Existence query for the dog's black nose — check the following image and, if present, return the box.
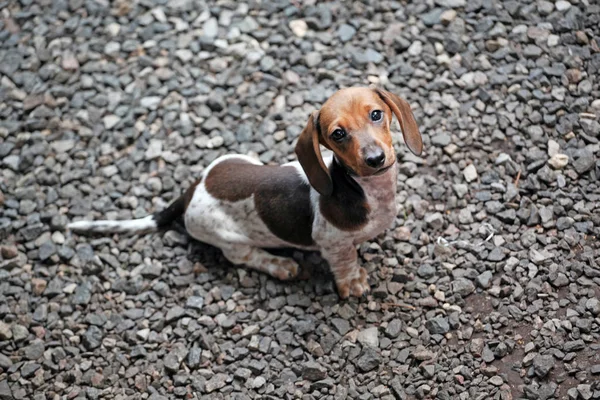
[365,150,385,168]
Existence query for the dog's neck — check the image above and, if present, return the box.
[317,156,397,232]
[331,156,398,198]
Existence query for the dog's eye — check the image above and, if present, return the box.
[370,110,383,122]
[331,128,347,141]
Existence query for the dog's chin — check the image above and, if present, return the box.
[375,162,396,175]
[359,161,396,177]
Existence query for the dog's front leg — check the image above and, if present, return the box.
[321,244,369,299]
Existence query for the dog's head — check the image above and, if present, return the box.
[295,87,423,196]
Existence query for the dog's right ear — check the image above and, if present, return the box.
[295,111,333,196]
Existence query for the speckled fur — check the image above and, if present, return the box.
[183,154,398,294]
[68,154,400,295]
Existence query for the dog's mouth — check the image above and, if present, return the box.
[336,157,396,178]
[373,161,396,175]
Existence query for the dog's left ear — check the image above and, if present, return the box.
[295,111,333,196]
[374,88,423,156]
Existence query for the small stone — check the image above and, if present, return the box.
[164,351,182,373]
[303,361,327,381]
[175,49,193,62]
[235,367,252,380]
[573,151,594,174]
[187,348,201,368]
[555,0,571,11]
[103,115,120,129]
[425,317,450,334]
[533,354,555,378]
[0,380,11,400]
[51,140,75,154]
[21,363,40,378]
[564,340,585,352]
[452,278,475,297]
[463,164,478,182]
[440,9,457,25]
[482,346,495,363]
[0,353,13,369]
[337,24,356,42]
[577,384,592,400]
[547,139,560,157]
[548,154,568,169]
[145,139,163,160]
[305,52,322,68]
[356,347,381,372]
[476,271,493,288]
[1,245,18,259]
[140,96,162,110]
[425,213,444,230]
[186,296,204,310]
[422,8,443,26]
[385,319,402,338]
[289,20,308,37]
[31,278,47,295]
[39,240,56,260]
[0,322,12,340]
[431,132,451,147]
[487,248,505,262]
[408,41,422,56]
[73,283,92,305]
[61,53,79,70]
[252,376,266,388]
[568,388,579,400]
[203,17,218,38]
[3,155,20,171]
[489,376,503,386]
[586,298,600,315]
[552,273,570,287]
[471,338,485,356]
[83,326,103,350]
[331,318,350,335]
[106,23,120,36]
[357,327,379,348]
[137,329,150,341]
[205,374,228,393]
[547,34,560,46]
[104,42,120,56]
[414,346,435,360]
[165,306,185,323]
[23,341,44,360]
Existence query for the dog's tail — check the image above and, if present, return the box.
[67,195,186,236]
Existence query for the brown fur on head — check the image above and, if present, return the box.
[295,87,423,196]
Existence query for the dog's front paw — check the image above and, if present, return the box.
[269,258,300,281]
[336,267,370,299]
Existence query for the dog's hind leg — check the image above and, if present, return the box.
[221,245,299,281]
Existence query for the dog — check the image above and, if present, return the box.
[68,87,423,298]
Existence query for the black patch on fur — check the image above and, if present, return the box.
[204,159,315,247]
[319,158,369,231]
[153,195,186,229]
[254,169,314,247]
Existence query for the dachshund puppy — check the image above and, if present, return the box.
[68,87,423,298]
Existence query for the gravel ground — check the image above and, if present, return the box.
[1,0,600,399]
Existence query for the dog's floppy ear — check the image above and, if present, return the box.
[374,88,423,156]
[295,111,333,196]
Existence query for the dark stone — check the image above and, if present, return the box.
[83,326,103,350]
[355,347,380,372]
[302,361,327,381]
[425,317,450,334]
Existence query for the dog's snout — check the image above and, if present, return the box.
[365,148,385,168]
